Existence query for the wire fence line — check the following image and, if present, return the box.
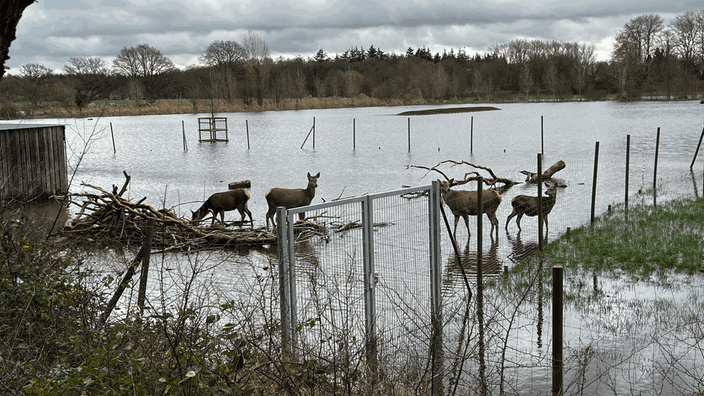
[271,134,704,395]
[70,127,704,394]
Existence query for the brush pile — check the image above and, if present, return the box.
[62,172,277,251]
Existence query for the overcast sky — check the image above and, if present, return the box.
[7,0,703,74]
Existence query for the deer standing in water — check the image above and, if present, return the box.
[439,179,502,239]
[191,189,253,227]
[265,172,320,231]
[505,183,558,234]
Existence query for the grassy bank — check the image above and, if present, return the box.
[540,197,704,276]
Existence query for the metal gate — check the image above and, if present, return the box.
[276,181,443,393]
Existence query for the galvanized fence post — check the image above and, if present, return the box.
[276,207,292,353]
[429,181,444,396]
[362,195,378,372]
[286,211,298,350]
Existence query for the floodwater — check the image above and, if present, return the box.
[10,99,704,394]
[28,99,703,261]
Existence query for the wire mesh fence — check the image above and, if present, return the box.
[272,128,704,395]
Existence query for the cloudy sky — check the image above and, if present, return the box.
[7,0,703,74]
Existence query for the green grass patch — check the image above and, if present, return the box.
[542,198,704,276]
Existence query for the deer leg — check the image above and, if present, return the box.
[488,211,499,237]
[452,215,460,238]
[218,210,226,227]
[461,214,470,238]
[265,206,276,231]
[515,213,524,231]
[244,206,253,228]
[544,217,549,236]
[505,210,517,230]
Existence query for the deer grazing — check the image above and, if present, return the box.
[191,189,253,227]
[439,179,502,239]
[265,172,320,231]
[505,183,558,234]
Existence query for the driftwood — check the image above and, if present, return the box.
[228,180,251,189]
[519,160,566,183]
[63,173,277,250]
[407,159,518,193]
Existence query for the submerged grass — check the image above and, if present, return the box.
[543,197,704,276]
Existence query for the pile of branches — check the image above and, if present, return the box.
[62,172,276,250]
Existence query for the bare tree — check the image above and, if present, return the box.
[18,63,52,107]
[430,63,449,99]
[519,63,534,100]
[112,44,175,101]
[200,40,246,101]
[612,14,665,99]
[243,32,271,106]
[544,61,558,99]
[670,11,699,64]
[63,57,112,108]
[0,0,36,80]
[200,40,247,69]
[571,43,596,96]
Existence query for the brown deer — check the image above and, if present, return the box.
[505,183,558,233]
[439,179,502,239]
[191,189,253,227]
[265,172,320,231]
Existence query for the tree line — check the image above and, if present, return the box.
[2,11,704,113]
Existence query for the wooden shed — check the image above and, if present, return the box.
[0,123,68,202]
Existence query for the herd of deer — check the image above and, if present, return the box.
[191,172,558,238]
[191,172,320,231]
[439,179,559,240]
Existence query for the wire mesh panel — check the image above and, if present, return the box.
[279,185,442,392]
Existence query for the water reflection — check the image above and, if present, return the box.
[506,231,541,264]
[443,238,502,288]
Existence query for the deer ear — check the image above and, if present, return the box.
[315,172,320,178]
[307,172,311,178]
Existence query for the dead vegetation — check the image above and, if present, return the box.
[62,171,276,250]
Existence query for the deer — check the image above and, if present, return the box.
[439,179,502,239]
[191,189,253,228]
[265,172,320,231]
[505,183,558,234]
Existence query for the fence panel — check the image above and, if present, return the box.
[278,184,443,393]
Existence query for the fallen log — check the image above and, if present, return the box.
[519,160,566,183]
[228,180,251,190]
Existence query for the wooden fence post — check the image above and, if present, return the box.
[625,135,630,221]
[591,142,599,224]
[110,122,116,154]
[653,127,660,206]
[137,218,155,314]
[246,120,250,150]
[552,266,564,396]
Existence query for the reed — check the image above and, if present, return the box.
[7,95,431,120]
